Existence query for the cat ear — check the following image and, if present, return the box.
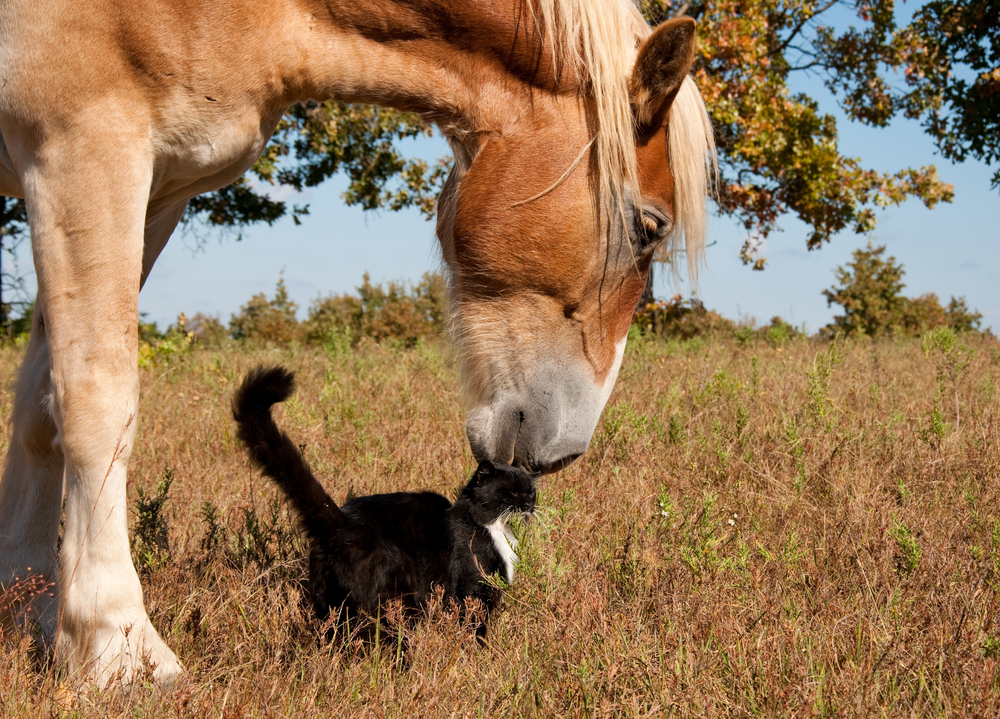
[472,460,495,486]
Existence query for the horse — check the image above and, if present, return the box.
[0,0,714,685]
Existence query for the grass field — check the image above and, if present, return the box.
[2,330,999,717]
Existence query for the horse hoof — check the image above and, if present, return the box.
[63,618,184,689]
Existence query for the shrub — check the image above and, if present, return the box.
[763,316,804,346]
[633,294,736,339]
[898,292,948,334]
[302,293,360,345]
[943,296,983,333]
[303,271,446,347]
[132,470,174,574]
[740,316,804,347]
[137,314,194,367]
[185,312,230,347]
[138,313,165,343]
[229,274,302,344]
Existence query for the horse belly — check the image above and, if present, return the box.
[148,104,284,209]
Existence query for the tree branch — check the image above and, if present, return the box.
[767,0,840,59]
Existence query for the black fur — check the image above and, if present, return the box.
[233,365,537,636]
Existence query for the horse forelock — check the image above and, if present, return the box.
[529,0,645,234]
[664,76,717,288]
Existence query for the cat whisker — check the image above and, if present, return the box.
[523,507,554,531]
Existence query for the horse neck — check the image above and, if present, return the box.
[283,0,575,132]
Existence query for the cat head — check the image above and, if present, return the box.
[459,460,538,527]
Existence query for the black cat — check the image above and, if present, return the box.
[232,365,537,638]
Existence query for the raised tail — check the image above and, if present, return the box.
[233,365,343,543]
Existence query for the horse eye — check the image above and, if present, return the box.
[636,212,666,248]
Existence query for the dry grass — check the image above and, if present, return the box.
[2,331,1000,717]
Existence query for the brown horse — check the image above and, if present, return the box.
[0,0,714,685]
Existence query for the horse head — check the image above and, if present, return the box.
[438,18,713,473]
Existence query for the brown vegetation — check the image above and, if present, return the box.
[2,329,1000,716]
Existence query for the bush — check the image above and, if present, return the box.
[303,271,446,347]
[220,271,448,347]
[898,292,948,334]
[138,313,165,343]
[185,312,230,347]
[137,314,194,367]
[760,316,803,346]
[633,294,736,340]
[229,274,302,344]
[943,296,983,333]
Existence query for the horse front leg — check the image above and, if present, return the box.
[6,131,182,686]
[0,307,64,654]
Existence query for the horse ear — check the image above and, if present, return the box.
[629,17,697,130]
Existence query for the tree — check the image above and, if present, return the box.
[645,0,962,270]
[185,102,448,235]
[822,242,908,336]
[188,0,973,273]
[188,0,984,281]
[822,241,983,337]
[827,1,999,186]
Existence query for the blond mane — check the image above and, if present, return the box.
[532,0,717,284]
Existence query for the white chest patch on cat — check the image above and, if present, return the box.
[485,518,519,583]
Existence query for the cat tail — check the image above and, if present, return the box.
[233,365,344,542]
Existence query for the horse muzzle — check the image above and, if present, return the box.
[465,368,605,474]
